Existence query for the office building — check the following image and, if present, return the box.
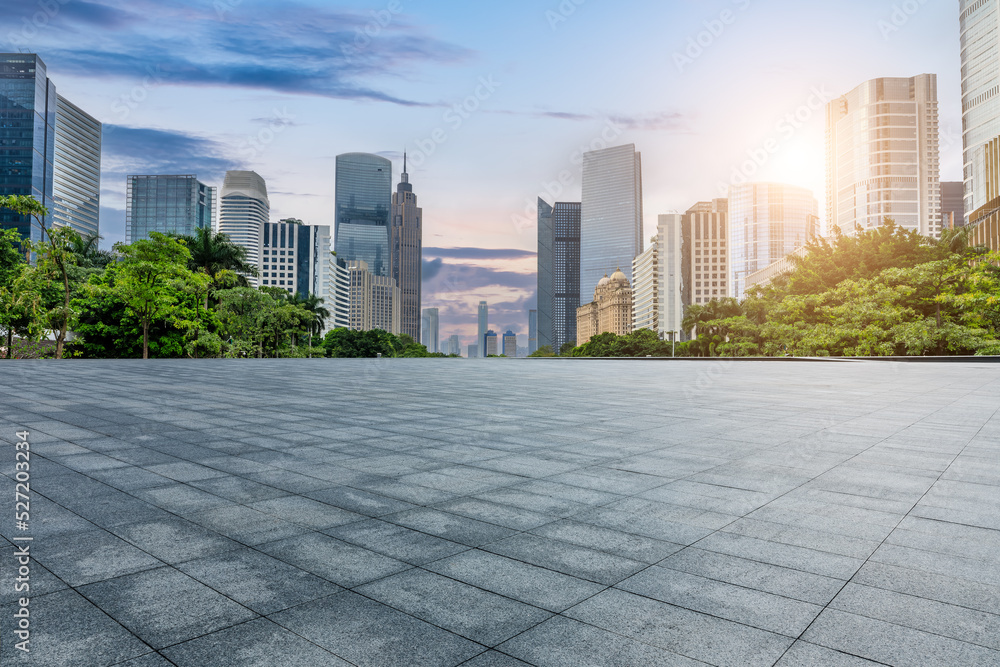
[745,247,809,293]
[391,154,422,341]
[315,226,349,331]
[502,330,517,357]
[53,95,101,238]
[371,273,401,334]
[483,330,498,356]
[728,184,818,300]
[537,199,581,353]
[528,310,538,355]
[826,74,941,237]
[1,54,56,241]
[421,308,439,353]
[347,260,373,332]
[336,153,392,277]
[941,182,966,229]
[580,144,643,295]
[632,239,659,334]
[684,200,730,306]
[447,335,461,356]
[219,170,269,281]
[468,344,478,359]
[126,175,215,243]
[258,220,317,295]
[477,301,489,357]
[576,269,633,345]
[659,213,686,341]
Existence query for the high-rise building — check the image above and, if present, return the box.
[684,200,730,307]
[537,199,581,353]
[477,301,488,357]
[421,307,439,353]
[826,74,941,237]
[53,95,101,238]
[483,330,498,356]
[961,1,1000,229]
[659,213,686,341]
[502,330,517,357]
[941,182,966,229]
[580,144,643,295]
[447,335,461,356]
[632,238,659,334]
[468,344,478,359]
[219,170,269,281]
[336,153,392,277]
[528,310,538,355]
[315,226,349,331]
[728,184,818,300]
[347,260,373,332]
[576,269,633,345]
[391,154,422,341]
[1,54,56,241]
[126,175,215,243]
[258,220,318,296]
[371,273,401,334]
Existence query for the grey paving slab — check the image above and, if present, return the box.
[257,531,411,587]
[110,517,242,564]
[36,528,163,586]
[482,533,647,584]
[186,504,310,546]
[384,507,519,546]
[774,641,891,666]
[529,519,684,563]
[324,518,468,565]
[247,495,365,529]
[163,617,351,666]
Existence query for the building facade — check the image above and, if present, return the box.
[941,181,966,229]
[391,155,422,341]
[961,0,1000,225]
[684,200,730,306]
[447,335,461,356]
[728,184,818,300]
[502,330,517,357]
[335,153,392,277]
[477,301,488,357]
[744,246,809,293]
[576,269,633,345]
[528,309,538,355]
[483,330,498,356]
[537,199,581,353]
[347,260,373,332]
[826,74,941,237]
[1,53,56,241]
[371,273,401,334]
[315,226,349,331]
[580,144,643,294]
[126,175,215,243]
[219,170,269,281]
[53,95,101,238]
[258,220,317,296]
[631,240,659,334]
[658,213,686,341]
[421,307,439,353]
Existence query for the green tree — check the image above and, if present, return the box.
[171,227,259,305]
[558,341,576,356]
[322,328,399,358]
[528,345,555,358]
[0,228,28,358]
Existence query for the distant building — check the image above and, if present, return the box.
[581,145,643,292]
[684,199,730,307]
[483,330,498,356]
[372,274,401,334]
[468,344,478,359]
[315,226,349,331]
[729,184,818,300]
[336,153,392,277]
[577,269,633,345]
[219,170,269,283]
[827,74,940,238]
[528,310,538,355]
[447,335,461,356]
[53,95,101,238]
[941,182,966,229]
[659,213,685,341]
[477,301,489,357]
[258,220,319,296]
[632,239,659,334]
[421,308,439,353]
[744,246,809,293]
[127,175,215,243]
[347,260,373,332]
[502,330,517,357]
[537,199,581,353]
[391,154,422,341]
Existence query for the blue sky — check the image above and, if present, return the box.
[5,0,961,344]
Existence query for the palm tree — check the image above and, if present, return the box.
[69,233,115,270]
[290,292,330,354]
[170,227,258,307]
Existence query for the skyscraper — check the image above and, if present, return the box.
[1,54,56,241]
[219,170,269,281]
[392,154,422,341]
[659,213,685,341]
[468,344,479,359]
[477,301,488,357]
[484,330,498,356]
[335,153,392,277]
[447,335,461,356]
[528,309,538,355]
[961,0,1000,222]
[632,238,659,334]
[422,307,439,353]
[728,184,818,300]
[258,219,323,296]
[684,200,730,307]
[53,95,101,238]
[826,74,941,237]
[941,182,966,229]
[537,199,581,353]
[580,144,643,296]
[126,175,215,243]
[371,274,401,334]
[502,330,517,358]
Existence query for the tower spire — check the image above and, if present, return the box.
[401,150,409,184]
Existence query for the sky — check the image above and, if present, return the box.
[4,0,963,348]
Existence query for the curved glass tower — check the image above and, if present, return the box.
[219,170,269,282]
[335,153,392,277]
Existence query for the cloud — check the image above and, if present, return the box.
[609,112,687,132]
[425,247,535,261]
[101,125,237,185]
[422,258,444,281]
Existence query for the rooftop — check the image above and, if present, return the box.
[2,359,998,666]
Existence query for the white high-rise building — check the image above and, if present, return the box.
[826,74,940,237]
[219,171,269,284]
[631,239,659,334]
[729,184,818,301]
[580,144,643,298]
[658,213,685,341]
[421,308,439,353]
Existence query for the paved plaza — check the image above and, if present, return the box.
[1,359,999,666]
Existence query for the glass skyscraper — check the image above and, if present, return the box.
[826,74,940,237]
[53,95,101,238]
[219,170,269,282]
[580,144,643,298]
[961,0,1000,219]
[1,53,56,242]
[126,175,215,243]
[728,184,818,300]
[477,301,488,357]
[391,155,423,341]
[537,199,581,353]
[335,153,392,278]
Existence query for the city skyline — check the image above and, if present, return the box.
[2,0,964,344]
